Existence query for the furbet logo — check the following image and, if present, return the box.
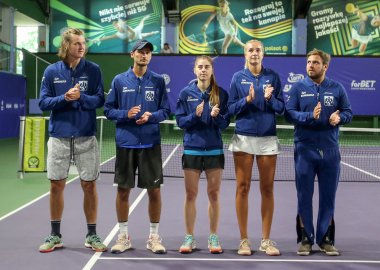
[287,72,304,83]
[351,80,376,91]
[283,72,304,93]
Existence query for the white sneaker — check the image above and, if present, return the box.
[111,233,132,254]
[259,239,281,256]
[238,238,252,256]
[146,234,166,254]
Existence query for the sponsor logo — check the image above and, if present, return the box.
[351,80,376,90]
[287,72,304,83]
[162,74,170,85]
[187,96,198,102]
[324,96,334,106]
[122,87,135,92]
[300,91,315,97]
[145,90,155,101]
[53,77,66,84]
[283,84,292,93]
[241,80,252,85]
[28,156,40,168]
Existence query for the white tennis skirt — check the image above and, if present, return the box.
[228,134,281,155]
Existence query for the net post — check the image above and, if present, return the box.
[17,116,26,179]
[99,116,104,163]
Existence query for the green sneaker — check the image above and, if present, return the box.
[39,234,63,253]
[208,234,223,254]
[179,234,196,253]
[85,234,108,252]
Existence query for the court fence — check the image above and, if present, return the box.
[18,116,380,182]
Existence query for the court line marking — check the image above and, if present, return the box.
[97,257,380,264]
[0,175,79,222]
[83,144,181,270]
[341,161,380,181]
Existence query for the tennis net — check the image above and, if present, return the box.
[98,117,380,182]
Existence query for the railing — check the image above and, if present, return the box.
[0,41,23,75]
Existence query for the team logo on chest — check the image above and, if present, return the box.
[145,90,155,101]
[78,80,88,92]
[324,96,334,106]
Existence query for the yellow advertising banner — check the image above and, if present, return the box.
[23,117,46,172]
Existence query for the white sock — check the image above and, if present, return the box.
[119,221,128,236]
[150,222,159,236]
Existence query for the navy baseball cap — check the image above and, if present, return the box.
[131,39,154,52]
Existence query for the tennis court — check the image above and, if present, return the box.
[1,118,380,270]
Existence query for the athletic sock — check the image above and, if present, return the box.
[119,221,129,236]
[87,224,97,236]
[149,222,159,236]
[51,220,61,237]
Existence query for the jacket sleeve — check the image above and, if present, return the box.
[285,83,315,125]
[148,78,170,123]
[78,68,105,110]
[211,90,230,130]
[38,69,68,111]
[266,73,285,115]
[103,79,130,123]
[228,74,250,116]
[175,93,200,129]
[338,86,353,125]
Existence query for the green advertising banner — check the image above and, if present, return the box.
[307,0,380,55]
[23,117,46,172]
[179,0,293,54]
[49,0,162,53]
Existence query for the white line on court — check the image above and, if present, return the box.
[0,175,80,222]
[341,161,380,181]
[97,257,380,264]
[83,144,181,270]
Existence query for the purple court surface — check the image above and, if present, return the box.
[1,171,380,270]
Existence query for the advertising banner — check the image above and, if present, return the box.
[0,72,26,138]
[49,0,162,53]
[307,0,380,55]
[179,0,293,54]
[23,117,46,172]
[149,56,379,115]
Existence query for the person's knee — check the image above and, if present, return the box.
[117,187,130,201]
[236,181,250,196]
[50,180,65,195]
[81,180,96,194]
[260,182,274,197]
[207,189,219,203]
[148,188,161,201]
[185,190,198,202]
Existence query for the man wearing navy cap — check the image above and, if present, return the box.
[104,39,170,254]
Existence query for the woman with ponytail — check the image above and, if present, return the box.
[175,56,230,254]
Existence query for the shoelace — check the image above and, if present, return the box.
[148,234,162,244]
[262,239,277,248]
[182,235,194,246]
[116,235,129,244]
[240,239,250,248]
[45,235,59,243]
[88,235,102,243]
[209,234,220,247]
